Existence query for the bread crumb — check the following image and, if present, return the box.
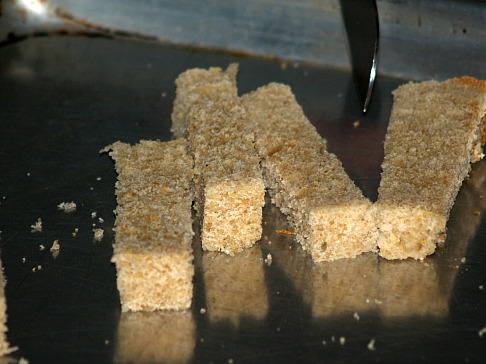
[91,212,97,219]
[72,228,79,237]
[339,336,346,345]
[93,228,104,242]
[200,308,206,315]
[331,336,335,342]
[479,285,484,290]
[367,338,376,351]
[18,357,29,364]
[98,217,104,224]
[322,340,327,346]
[50,239,60,258]
[478,326,486,337]
[353,312,360,321]
[353,120,360,128]
[96,177,102,181]
[39,244,45,251]
[30,218,42,233]
[275,228,295,236]
[26,172,31,177]
[161,91,167,98]
[374,299,383,305]
[460,257,466,264]
[57,201,77,213]
[264,253,273,266]
[90,187,94,191]
[37,265,42,271]
[104,339,110,345]
[22,257,26,264]
[31,267,36,273]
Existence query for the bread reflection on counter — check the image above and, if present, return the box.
[202,245,268,326]
[115,310,195,364]
[266,160,486,319]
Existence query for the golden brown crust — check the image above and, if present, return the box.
[242,83,378,261]
[172,65,265,255]
[104,139,194,311]
[377,76,486,260]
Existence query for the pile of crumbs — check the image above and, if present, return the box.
[57,201,77,213]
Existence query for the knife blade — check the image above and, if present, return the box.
[340,0,379,113]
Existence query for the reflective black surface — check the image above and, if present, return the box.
[0,37,485,363]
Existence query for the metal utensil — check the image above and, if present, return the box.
[340,0,379,113]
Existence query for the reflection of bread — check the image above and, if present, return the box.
[377,77,486,260]
[0,265,12,356]
[306,254,379,317]
[173,65,265,255]
[104,140,194,311]
[115,311,195,364]
[242,83,377,261]
[203,245,268,326]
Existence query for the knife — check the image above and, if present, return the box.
[340,0,380,113]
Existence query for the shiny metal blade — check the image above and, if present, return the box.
[340,0,379,113]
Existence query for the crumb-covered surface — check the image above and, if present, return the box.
[1,36,485,364]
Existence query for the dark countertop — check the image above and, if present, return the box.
[0,36,485,363]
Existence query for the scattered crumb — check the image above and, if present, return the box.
[37,265,42,271]
[161,91,167,98]
[93,228,104,242]
[200,337,205,343]
[39,244,45,251]
[30,218,42,233]
[57,201,77,213]
[367,338,376,351]
[322,340,327,346]
[276,327,281,332]
[22,257,26,264]
[91,212,97,219]
[50,239,60,258]
[331,336,335,342]
[2,196,5,200]
[275,228,295,236]
[32,267,37,273]
[353,312,360,321]
[90,187,94,191]
[104,339,110,346]
[339,336,346,345]
[72,227,79,237]
[374,299,383,305]
[92,223,96,227]
[276,290,280,295]
[479,326,486,337]
[479,285,484,291]
[98,217,104,224]
[353,120,360,128]
[96,177,102,181]
[264,253,273,266]
[228,359,234,364]
[26,172,31,177]
[366,298,371,304]
[200,308,206,315]
[18,357,29,364]
[460,257,466,264]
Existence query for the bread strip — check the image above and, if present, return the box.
[242,83,378,262]
[0,263,13,356]
[377,76,486,260]
[172,65,265,255]
[104,139,194,311]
